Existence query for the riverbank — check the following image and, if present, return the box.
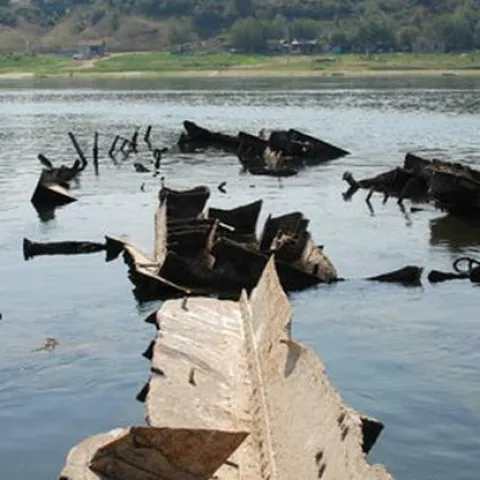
[2,52,480,79]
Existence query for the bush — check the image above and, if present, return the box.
[167,17,195,46]
[0,6,17,27]
[290,18,320,40]
[230,17,267,53]
[89,7,106,26]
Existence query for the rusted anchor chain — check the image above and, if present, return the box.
[428,256,480,283]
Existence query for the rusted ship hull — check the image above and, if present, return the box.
[343,152,480,214]
[31,170,77,209]
[60,259,392,480]
[178,121,350,174]
[209,199,262,235]
[212,237,335,293]
[270,128,350,165]
[429,169,480,214]
[159,185,210,219]
[111,196,337,301]
[178,120,241,153]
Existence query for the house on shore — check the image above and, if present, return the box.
[75,39,106,60]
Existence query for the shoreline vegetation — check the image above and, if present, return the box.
[2,52,480,79]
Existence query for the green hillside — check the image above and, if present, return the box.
[1,0,479,53]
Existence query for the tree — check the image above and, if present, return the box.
[0,6,16,26]
[474,20,480,48]
[192,1,228,39]
[432,12,473,51]
[232,0,253,18]
[357,7,396,51]
[290,19,320,40]
[230,17,267,53]
[167,17,195,46]
[397,26,420,51]
[329,30,350,49]
[265,14,287,39]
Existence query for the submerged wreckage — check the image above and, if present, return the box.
[178,120,350,176]
[31,153,85,218]
[109,185,338,301]
[59,259,393,480]
[343,152,480,216]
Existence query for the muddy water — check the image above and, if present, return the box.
[0,76,480,480]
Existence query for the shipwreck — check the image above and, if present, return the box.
[59,258,392,480]
[342,152,480,216]
[177,120,350,177]
[108,185,338,301]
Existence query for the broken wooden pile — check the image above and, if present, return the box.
[343,152,480,216]
[31,127,171,221]
[108,125,169,174]
[177,120,350,177]
[108,184,338,301]
[59,259,393,480]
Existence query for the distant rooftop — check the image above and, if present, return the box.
[76,39,106,47]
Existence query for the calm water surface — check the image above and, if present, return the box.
[1,76,479,480]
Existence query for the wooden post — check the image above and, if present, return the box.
[68,132,88,171]
[144,125,152,150]
[93,132,99,175]
[120,138,131,160]
[108,136,119,165]
[130,128,139,154]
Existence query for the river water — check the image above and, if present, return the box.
[0,76,479,480]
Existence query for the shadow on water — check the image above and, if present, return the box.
[33,205,56,222]
[430,214,480,251]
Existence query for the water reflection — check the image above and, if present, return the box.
[33,205,56,222]
[430,214,480,251]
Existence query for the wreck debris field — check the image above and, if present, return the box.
[1,77,480,480]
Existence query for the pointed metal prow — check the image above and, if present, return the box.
[367,265,423,286]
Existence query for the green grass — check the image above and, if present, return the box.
[92,52,268,72]
[3,52,480,77]
[336,52,480,71]
[0,53,73,73]
[91,52,480,73]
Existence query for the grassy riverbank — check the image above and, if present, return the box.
[2,52,480,78]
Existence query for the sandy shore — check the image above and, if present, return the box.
[1,68,480,80]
